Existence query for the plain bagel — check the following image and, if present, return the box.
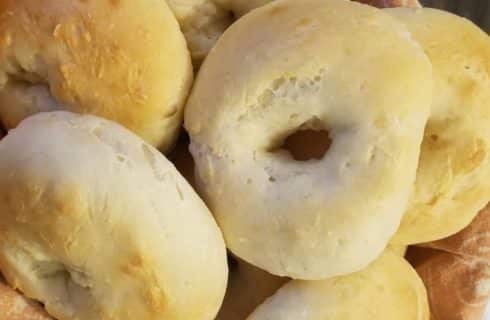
[185,0,432,279]
[166,0,422,67]
[0,0,193,152]
[246,250,429,320]
[0,112,228,320]
[166,0,275,66]
[388,8,490,245]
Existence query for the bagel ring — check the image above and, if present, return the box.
[0,0,193,152]
[166,0,275,66]
[246,250,429,320]
[387,8,490,245]
[0,112,228,320]
[166,0,421,67]
[185,0,432,279]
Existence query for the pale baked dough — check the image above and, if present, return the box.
[0,112,227,320]
[166,0,274,66]
[387,8,490,245]
[185,0,432,279]
[167,0,422,67]
[0,0,193,152]
[247,251,429,320]
[216,256,287,320]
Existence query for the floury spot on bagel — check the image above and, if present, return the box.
[185,0,432,279]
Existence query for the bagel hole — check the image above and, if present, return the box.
[274,128,332,161]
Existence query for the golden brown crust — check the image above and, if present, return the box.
[247,251,429,320]
[388,8,490,245]
[0,0,193,152]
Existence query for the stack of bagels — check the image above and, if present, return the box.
[0,0,488,319]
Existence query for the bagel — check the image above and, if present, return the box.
[166,0,274,66]
[185,0,432,279]
[167,0,421,67]
[165,0,231,66]
[387,8,490,245]
[0,0,193,152]
[0,112,227,320]
[246,250,429,320]
[216,256,287,320]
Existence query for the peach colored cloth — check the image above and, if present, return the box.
[408,204,490,320]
